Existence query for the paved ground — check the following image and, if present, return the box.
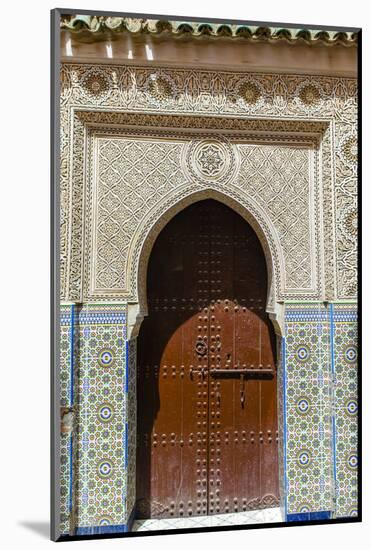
[132,507,283,531]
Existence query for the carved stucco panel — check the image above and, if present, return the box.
[237,143,315,291]
[92,136,186,291]
[81,124,322,304]
[334,123,358,297]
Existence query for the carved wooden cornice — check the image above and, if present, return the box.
[60,15,358,46]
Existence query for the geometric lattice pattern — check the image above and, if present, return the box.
[284,302,358,519]
[284,304,334,516]
[238,145,311,289]
[94,138,184,290]
[126,338,137,522]
[331,303,358,518]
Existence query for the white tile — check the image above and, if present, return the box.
[132,508,284,532]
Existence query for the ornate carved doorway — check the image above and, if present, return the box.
[136,199,279,519]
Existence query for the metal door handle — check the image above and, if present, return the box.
[210,368,274,378]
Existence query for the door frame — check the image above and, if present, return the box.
[127,190,286,530]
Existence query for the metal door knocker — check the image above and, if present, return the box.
[195,340,208,356]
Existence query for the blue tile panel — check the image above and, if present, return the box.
[75,524,128,535]
[284,302,358,519]
[286,511,331,522]
[60,303,129,533]
[284,303,333,515]
[74,505,137,535]
[332,308,357,323]
[329,304,337,517]
[60,304,74,535]
[77,310,127,326]
[277,337,287,520]
[285,309,329,322]
[125,338,137,523]
[332,303,358,518]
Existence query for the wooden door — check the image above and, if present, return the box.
[136,200,278,519]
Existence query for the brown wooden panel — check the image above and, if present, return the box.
[136,200,278,519]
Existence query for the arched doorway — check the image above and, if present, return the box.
[136,199,279,520]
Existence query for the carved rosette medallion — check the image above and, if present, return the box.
[183,137,239,186]
[80,67,111,103]
[196,142,224,176]
[339,132,358,171]
[146,73,175,105]
[295,80,324,112]
[236,77,265,111]
[341,206,357,244]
